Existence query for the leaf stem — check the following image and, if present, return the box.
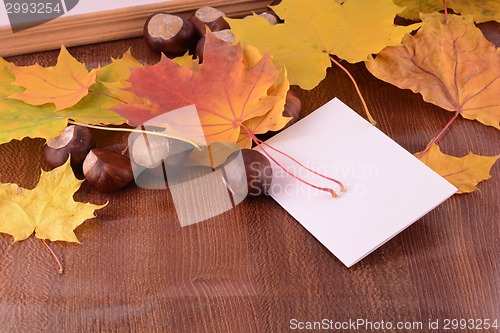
[40,239,63,274]
[329,55,376,125]
[242,126,344,198]
[252,135,345,192]
[140,125,157,165]
[443,0,449,23]
[417,110,460,158]
[67,120,202,148]
[207,144,215,170]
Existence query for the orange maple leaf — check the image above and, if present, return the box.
[9,46,97,111]
[237,77,290,148]
[113,33,288,146]
[366,13,500,129]
[417,144,499,193]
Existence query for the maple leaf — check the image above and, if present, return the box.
[366,13,500,129]
[394,0,500,23]
[97,49,142,83]
[173,52,202,70]
[58,50,141,125]
[237,44,291,148]
[96,49,146,106]
[114,33,288,146]
[56,88,127,126]
[417,144,499,193]
[238,76,291,148]
[0,51,141,144]
[227,0,420,89]
[0,57,67,144]
[0,158,107,242]
[9,46,97,111]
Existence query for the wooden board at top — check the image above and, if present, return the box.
[0,0,272,57]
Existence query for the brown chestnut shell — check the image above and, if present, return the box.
[83,148,134,193]
[283,90,302,129]
[143,13,198,57]
[43,125,95,170]
[189,7,230,36]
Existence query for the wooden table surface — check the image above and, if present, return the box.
[0,23,499,333]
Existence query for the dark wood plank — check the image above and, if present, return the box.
[0,23,499,333]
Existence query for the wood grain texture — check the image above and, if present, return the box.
[0,23,499,333]
[0,0,272,57]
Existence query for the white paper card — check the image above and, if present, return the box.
[257,98,457,267]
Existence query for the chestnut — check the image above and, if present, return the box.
[43,125,95,170]
[195,29,235,62]
[143,12,197,57]
[83,148,134,192]
[189,6,230,36]
[221,149,273,197]
[283,90,302,128]
[129,134,194,178]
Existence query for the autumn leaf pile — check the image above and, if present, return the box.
[0,32,290,258]
[0,0,498,269]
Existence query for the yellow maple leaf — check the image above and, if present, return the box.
[394,0,500,23]
[0,159,107,242]
[238,75,291,149]
[417,144,499,194]
[9,46,97,111]
[228,0,420,89]
[97,49,142,84]
[56,51,144,126]
[93,49,151,111]
[238,44,291,148]
[0,57,68,144]
[0,51,138,144]
[366,13,500,129]
[173,52,202,70]
[97,49,144,103]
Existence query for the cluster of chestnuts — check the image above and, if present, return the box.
[42,126,285,197]
[143,6,279,61]
[43,125,134,192]
[42,126,201,193]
